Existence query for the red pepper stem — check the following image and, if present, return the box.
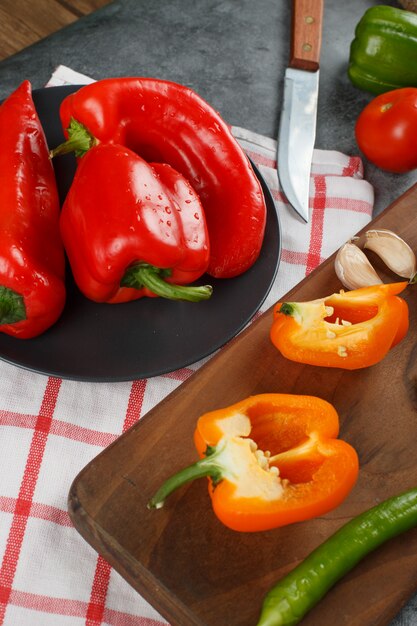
[0,286,26,325]
[121,263,213,302]
[49,118,97,159]
[148,445,225,510]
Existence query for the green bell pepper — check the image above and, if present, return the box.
[348,5,417,94]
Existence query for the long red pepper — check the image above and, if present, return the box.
[0,81,66,339]
[57,77,267,278]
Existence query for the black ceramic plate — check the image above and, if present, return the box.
[0,85,281,382]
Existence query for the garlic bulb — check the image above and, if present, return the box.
[335,242,383,290]
[364,229,417,281]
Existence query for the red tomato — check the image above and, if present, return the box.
[355,87,417,173]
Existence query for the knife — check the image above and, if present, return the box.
[278,0,324,223]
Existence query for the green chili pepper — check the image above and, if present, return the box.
[256,486,417,626]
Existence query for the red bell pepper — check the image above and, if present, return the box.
[0,81,66,339]
[148,394,359,532]
[57,77,267,278]
[59,141,212,303]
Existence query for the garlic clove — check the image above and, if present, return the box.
[335,242,383,290]
[364,229,417,281]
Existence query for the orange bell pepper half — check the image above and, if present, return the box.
[148,394,359,532]
[270,282,409,370]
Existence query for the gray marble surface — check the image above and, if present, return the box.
[0,0,416,624]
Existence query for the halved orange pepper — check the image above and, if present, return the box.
[270,282,409,370]
[148,394,359,532]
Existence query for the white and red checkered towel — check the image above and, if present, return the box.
[0,66,374,626]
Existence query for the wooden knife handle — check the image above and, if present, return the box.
[289,0,324,72]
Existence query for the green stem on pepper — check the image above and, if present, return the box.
[148,444,225,509]
[0,286,26,325]
[50,118,96,158]
[279,303,296,316]
[121,263,212,302]
[256,487,417,626]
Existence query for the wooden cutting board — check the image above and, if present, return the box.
[69,183,417,626]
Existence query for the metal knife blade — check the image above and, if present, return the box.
[278,0,324,223]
